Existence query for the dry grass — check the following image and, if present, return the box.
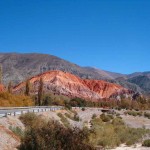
[0,92,34,107]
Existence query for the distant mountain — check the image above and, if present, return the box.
[0,53,114,85]
[0,53,149,94]
[115,77,143,93]
[127,72,150,79]
[128,75,150,93]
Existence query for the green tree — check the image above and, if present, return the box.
[25,80,30,96]
[8,81,13,93]
[38,78,44,106]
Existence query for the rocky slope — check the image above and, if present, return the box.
[0,53,114,85]
[0,53,148,94]
[13,70,131,101]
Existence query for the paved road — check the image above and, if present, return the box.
[0,106,63,117]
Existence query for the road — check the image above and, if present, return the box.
[0,106,63,117]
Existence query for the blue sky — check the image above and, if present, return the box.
[0,0,150,74]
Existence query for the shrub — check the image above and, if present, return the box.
[92,114,97,119]
[57,113,70,128]
[144,112,150,119]
[100,114,112,122]
[125,110,143,117]
[116,113,120,117]
[142,139,150,147]
[89,117,149,148]
[65,113,80,122]
[19,116,95,150]
[9,126,24,137]
[74,114,80,121]
[82,107,85,111]
[112,118,124,126]
[19,113,38,127]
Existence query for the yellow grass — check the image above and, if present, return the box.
[0,92,34,107]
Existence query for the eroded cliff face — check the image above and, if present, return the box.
[83,80,133,98]
[13,70,132,101]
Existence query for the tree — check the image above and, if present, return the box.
[25,80,30,96]
[38,78,44,106]
[0,64,3,84]
[8,81,13,93]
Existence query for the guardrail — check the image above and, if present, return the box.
[0,106,64,118]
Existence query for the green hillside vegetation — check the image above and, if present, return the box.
[0,92,34,107]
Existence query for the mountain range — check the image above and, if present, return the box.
[0,53,149,94]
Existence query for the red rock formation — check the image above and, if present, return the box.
[13,70,131,101]
[0,84,5,92]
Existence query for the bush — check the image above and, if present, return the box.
[9,126,24,137]
[19,113,38,127]
[19,116,95,150]
[100,114,112,122]
[57,113,70,128]
[144,112,150,119]
[92,114,97,119]
[82,108,85,111]
[89,117,149,148]
[125,110,143,117]
[142,139,150,147]
[65,113,80,122]
[74,114,80,121]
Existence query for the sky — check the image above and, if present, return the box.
[0,0,150,74]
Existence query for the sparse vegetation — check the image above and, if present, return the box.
[9,126,24,137]
[144,112,150,119]
[142,139,150,147]
[65,113,80,122]
[125,110,143,117]
[92,114,97,119]
[57,113,70,128]
[89,115,150,148]
[19,112,38,127]
[0,92,34,107]
[100,113,112,122]
[19,113,95,150]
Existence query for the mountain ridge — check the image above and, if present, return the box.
[0,52,149,94]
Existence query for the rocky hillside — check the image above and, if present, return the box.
[0,53,115,85]
[0,53,149,94]
[13,70,131,101]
